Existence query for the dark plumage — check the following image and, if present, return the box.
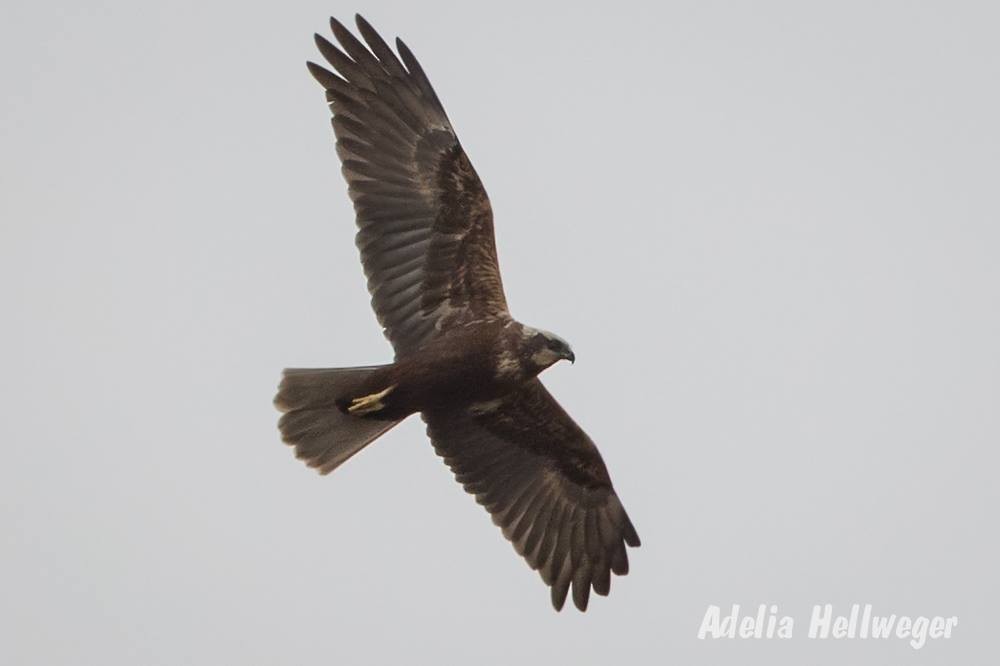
[275,14,639,611]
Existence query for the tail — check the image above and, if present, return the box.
[274,365,403,475]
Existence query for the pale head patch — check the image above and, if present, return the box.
[530,347,563,367]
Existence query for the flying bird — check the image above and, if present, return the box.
[275,14,639,612]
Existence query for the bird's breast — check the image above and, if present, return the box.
[391,323,521,412]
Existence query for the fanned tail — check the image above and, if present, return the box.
[274,366,403,474]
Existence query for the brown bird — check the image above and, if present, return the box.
[275,14,639,612]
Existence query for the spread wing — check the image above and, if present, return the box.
[423,380,640,611]
[308,16,509,357]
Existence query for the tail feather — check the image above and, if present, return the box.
[275,365,402,474]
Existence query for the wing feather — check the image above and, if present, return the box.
[424,380,640,611]
[309,16,509,357]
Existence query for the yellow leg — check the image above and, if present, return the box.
[347,385,395,415]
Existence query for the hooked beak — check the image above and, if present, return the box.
[564,349,576,365]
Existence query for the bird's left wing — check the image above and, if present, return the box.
[308,16,509,358]
[423,380,640,611]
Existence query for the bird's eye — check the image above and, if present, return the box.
[548,339,561,351]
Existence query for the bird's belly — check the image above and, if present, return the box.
[385,354,507,416]
[422,362,505,410]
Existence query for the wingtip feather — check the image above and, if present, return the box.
[550,579,569,611]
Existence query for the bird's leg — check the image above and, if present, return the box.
[346,385,395,415]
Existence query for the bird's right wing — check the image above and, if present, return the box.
[423,379,640,611]
[308,16,509,357]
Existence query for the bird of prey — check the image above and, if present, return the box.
[275,14,639,612]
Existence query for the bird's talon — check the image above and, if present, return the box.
[347,385,395,415]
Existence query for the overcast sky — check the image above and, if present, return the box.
[2,1,998,664]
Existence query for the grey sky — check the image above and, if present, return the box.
[2,1,998,664]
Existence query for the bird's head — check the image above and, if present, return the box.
[522,326,575,370]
